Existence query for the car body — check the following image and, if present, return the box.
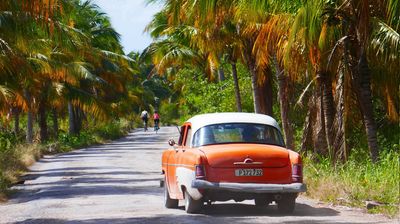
[161,112,306,213]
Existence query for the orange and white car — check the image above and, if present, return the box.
[161,113,306,214]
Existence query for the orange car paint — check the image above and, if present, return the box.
[162,122,303,201]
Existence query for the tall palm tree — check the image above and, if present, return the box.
[0,0,134,141]
[325,0,399,162]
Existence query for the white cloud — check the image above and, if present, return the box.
[92,0,162,53]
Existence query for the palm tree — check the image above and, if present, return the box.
[150,0,270,114]
[62,0,133,135]
[324,0,399,162]
[0,0,134,142]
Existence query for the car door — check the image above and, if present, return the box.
[166,125,187,199]
[174,124,192,198]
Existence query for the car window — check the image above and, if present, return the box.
[192,123,285,147]
[178,126,186,146]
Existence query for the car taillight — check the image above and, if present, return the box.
[292,164,303,183]
[195,165,206,179]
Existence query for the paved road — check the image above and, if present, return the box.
[0,127,397,224]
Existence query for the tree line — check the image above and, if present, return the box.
[0,0,148,144]
[144,0,399,162]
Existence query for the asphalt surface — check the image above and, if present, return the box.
[0,127,397,224]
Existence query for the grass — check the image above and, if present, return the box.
[304,150,400,217]
[0,144,43,201]
[0,118,132,200]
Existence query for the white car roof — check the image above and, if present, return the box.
[187,112,281,135]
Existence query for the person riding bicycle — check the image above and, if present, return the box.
[140,110,149,131]
[153,111,160,131]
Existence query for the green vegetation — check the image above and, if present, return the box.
[0,144,42,201]
[171,65,254,123]
[0,1,154,199]
[142,0,399,216]
[305,150,400,217]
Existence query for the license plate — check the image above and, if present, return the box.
[235,169,263,176]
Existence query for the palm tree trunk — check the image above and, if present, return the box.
[344,32,379,162]
[264,70,273,116]
[231,62,242,112]
[341,3,378,162]
[357,51,379,162]
[24,89,33,143]
[301,95,316,154]
[321,72,335,151]
[257,72,274,116]
[242,40,261,113]
[274,57,295,150]
[52,108,59,139]
[12,107,20,135]
[68,101,76,135]
[315,86,328,156]
[38,99,48,142]
[332,67,347,163]
[250,68,262,113]
[74,106,83,134]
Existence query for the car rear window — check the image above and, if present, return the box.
[192,123,285,147]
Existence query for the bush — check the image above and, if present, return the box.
[0,143,43,199]
[304,150,400,217]
[94,120,128,140]
[0,170,9,187]
[58,132,95,149]
[159,101,180,125]
[0,132,19,152]
[58,119,130,150]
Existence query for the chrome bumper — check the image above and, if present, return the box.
[192,180,307,193]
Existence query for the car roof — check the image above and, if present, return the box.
[187,112,281,134]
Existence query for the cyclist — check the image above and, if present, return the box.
[140,110,149,131]
[153,111,160,132]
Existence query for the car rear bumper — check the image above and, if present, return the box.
[192,180,307,193]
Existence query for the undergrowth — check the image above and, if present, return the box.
[304,150,400,217]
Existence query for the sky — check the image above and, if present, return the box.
[92,0,162,54]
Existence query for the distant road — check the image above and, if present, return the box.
[0,127,396,223]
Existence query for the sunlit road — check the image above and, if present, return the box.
[0,127,396,224]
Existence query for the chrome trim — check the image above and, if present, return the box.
[233,162,263,165]
[192,180,307,193]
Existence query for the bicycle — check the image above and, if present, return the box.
[143,119,148,132]
[154,120,160,133]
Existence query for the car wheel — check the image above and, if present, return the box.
[164,179,178,208]
[184,190,203,214]
[254,198,269,207]
[277,194,296,214]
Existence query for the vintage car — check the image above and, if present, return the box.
[161,113,306,214]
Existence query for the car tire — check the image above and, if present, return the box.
[164,179,178,208]
[277,194,296,214]
[184,190,203,214]
[254,198,269,207]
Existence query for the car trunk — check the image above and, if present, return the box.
[199,144,292,184]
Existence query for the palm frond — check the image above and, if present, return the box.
[370,18,400,68]
[99,50,135,62]
[67,62,106,83]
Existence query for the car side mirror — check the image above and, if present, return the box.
[168,139,176,146]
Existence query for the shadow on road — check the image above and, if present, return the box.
[200,202,339,217]
[14,215,386,224]
[20,169,160,181]
[11,184,162,203]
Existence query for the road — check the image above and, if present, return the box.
[0,127,396,224]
